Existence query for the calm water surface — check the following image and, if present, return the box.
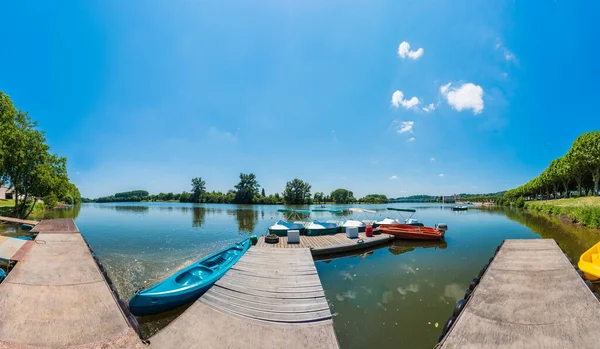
[2,202,599,348]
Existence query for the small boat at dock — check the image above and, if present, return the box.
[341,208,376,232]
[0,268,6,283]
[305,221,339,235]
[378,224,445,240]
[129,238,252,316]
[579,241,600,281]
[268,209,309,236]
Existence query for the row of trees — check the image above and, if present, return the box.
[94,190,151,203]
[86,174,393,205]
[505,131,600,202]
[0,92,81,217]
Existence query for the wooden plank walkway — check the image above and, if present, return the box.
[256,232,393,256]
[0,216,38,226]
[0,219,143,348]
[0,236,34,261]
[30,218,79,233]
[148,247,339,349]
[439,239,600,349]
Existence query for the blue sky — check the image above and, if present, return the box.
[1,1,598,198]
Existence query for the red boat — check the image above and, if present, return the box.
[378,224,445,240]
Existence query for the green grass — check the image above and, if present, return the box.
[0,199,46,219]
[0,199,15,207]
[526,197,600,229]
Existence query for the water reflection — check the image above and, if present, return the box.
[114,205,149,214]
[43,204,81,219]
[500,207,600,261]
[388,240,447,255]
[191,207,206,228]
[228,209,259,233]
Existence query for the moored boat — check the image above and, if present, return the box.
[305,221,340,236]
[372,218,400,228]
[452,206,468,211]
[341,208,376,232]
[129,238,252,316]
[378,224,445,240]
[268,220,306,236]
[0,268,6,283]
[579,241,600,281]
[268,209,310,236]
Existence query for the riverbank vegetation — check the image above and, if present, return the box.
[0,92,81,218]
[84,174,403,205]
[503,131,600,227]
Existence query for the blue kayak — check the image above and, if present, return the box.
[0,268,6,283]
[128,238,251,316]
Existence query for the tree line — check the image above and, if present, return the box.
[504,131,600,205]
[84,174,394,205]
[0,92,81,218]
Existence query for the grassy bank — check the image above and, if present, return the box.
[525,197,600,229]
[0,199,46,219]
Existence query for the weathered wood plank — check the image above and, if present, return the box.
[207,286,330,309]
[0,216,38,225]
[0,236,34,261]
[201,296,332,323]
[30,218,79,234]
[439,239,600,349]
[0,219,143,348]
[202,291,330,314]
[149,246,339,348]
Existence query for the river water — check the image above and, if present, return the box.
[1,202,599,348]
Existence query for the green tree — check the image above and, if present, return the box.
[570,131,600,195]
[261,188,266,197]
[179,191,192,202]
[330,188,355,203]
[314,192,324,204]
[0,94,72,218]
[234,173,260,204]
[283,178,312,204]
[360,194,388,203]
[191,177,206,203]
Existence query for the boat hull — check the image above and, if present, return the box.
[378,225,443,240]
[579,241,600,281]
[129,238,251,316]
[268,221,305,236]
[306,227,340,236]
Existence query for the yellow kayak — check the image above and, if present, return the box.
[578,241,600,281]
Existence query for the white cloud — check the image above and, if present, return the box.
[407,137,416,142]
[389,175,398,180]
[397,121,414,134]
[440,82,484,114]
[430,157,436,162]
[422,103,436,112]
[440,83,451,95]
[391,90,420,109]
[397,41,424,60]
[439,173,445,177]
[504,51,516,62]
[496,39,517,63]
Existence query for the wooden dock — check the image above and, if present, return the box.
[0,236,34,261]
[439,239,600,349]
[148,247,339,349]
[0,216,38,226]
[0,219,143,348]
[256,232,394,256]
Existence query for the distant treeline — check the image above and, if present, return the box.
[83,175,395,205]
[83,173,508,206]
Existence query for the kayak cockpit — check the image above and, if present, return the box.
[175,266,213,286]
